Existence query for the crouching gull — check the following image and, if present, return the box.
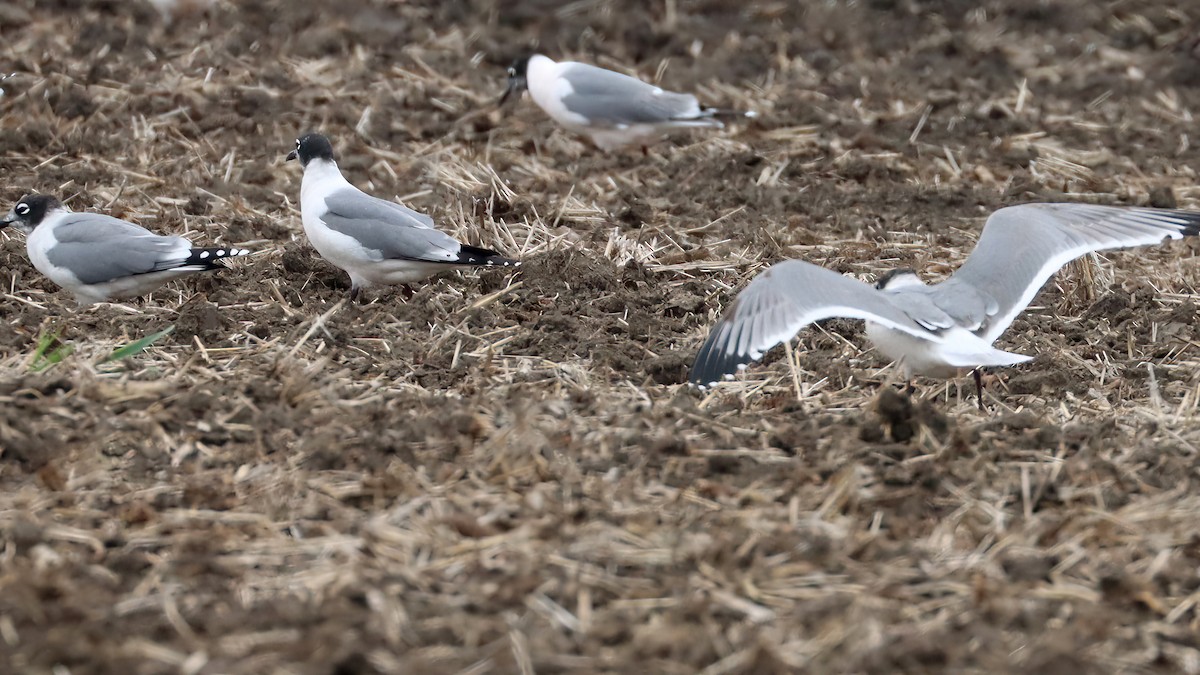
[0,194,250,305]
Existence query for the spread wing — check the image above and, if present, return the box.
[936,203,1200,342]
[691,260,942,386]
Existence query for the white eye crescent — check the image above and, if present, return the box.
[15,203,29,215]
[508,67,516,77]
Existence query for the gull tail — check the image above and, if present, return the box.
[670,107,756,129]
[934,328,1034,369]
[456,245,520,269]
[943,346,1034,369]
[178,246,253,271]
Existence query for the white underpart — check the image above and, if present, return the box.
[864,322,1032,379]
[299,159,465,288]
[584,126,679,152]
[69,270,200,305]
[526,55,592,130]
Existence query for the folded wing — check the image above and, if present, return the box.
[323,191,511,265]
[47,214,192,284]
[324,188,436,229]
[559,63,715,128]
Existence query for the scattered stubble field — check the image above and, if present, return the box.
[3,0,1200,673]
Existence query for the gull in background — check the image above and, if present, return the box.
[691,203,1200,407]
[286,133,519,302]
[0,194,249,305]
[499,54,755,152]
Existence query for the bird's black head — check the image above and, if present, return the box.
[498,55,532,107]
[1,194,61,232]
[874,268,922,291]
[286,133,336,167]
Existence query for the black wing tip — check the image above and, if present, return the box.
[1176,211,1200,237]
[457,244,520,268]
[184,246,252,270]
[689,351,750,388]
[688,359,715,388]
[1134,206,1200,238]
[690,333,754,388]
[689,297,759,387]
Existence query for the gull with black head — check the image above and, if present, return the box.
[286,133,519,302]
[499,54,755,152]
[691,203,1200,408]
[0,194,250,305]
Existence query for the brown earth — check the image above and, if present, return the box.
[2,0,1200,673]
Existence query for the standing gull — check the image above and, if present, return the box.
[286,133,519,302]
[691,203,1200,406]
[499,54,754,151]
[0,194,249,305]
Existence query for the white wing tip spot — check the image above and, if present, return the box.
[216,249,225,256]
[199,251,210,259]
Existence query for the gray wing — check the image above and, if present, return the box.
[325,188,435,229]
[47,213,190,284]
[559,63,708,127]
[934,203,1200,342]
[692,260,943,386]
[322,190,464,263]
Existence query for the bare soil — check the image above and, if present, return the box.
[3,1,1200,673]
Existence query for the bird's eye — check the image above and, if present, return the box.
[15,203,29,215]
[508,67,516,77]
[295,139,301,148]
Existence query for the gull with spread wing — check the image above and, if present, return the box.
[691,203,1200,406]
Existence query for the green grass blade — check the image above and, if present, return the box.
[101,325,176,364]
[29,330,73,373]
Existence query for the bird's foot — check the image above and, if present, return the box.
[972,368,985,411]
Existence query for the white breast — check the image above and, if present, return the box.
[300,161,391,287]
[26,214,84,292]
[525,56,592,130]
